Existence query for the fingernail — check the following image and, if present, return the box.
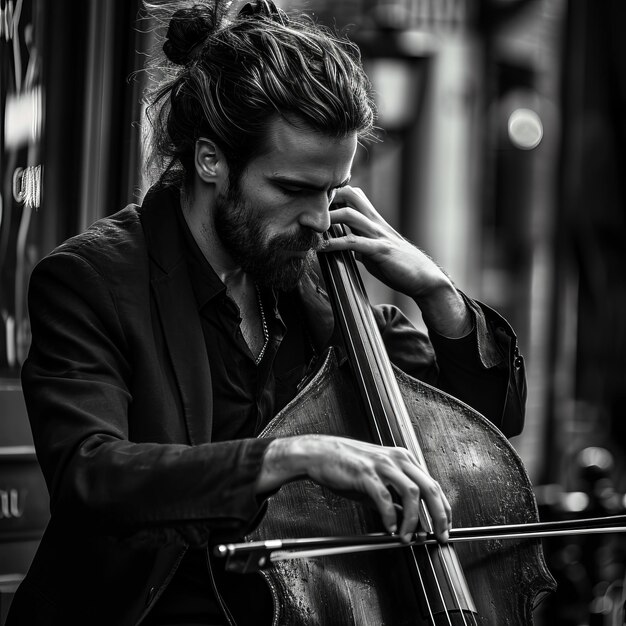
[441,529,449,543]
[389,524,397,535]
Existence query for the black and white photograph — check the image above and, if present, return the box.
[1,1,625,624]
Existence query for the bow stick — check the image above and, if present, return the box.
[215,515,626,573]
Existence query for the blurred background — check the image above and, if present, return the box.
[1,0,625,623]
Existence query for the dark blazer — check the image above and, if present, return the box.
[7,186,526,626]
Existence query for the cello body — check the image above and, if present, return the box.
[247,347,556,625]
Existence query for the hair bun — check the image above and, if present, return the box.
[238,0,289,25]
[163,5,214,65]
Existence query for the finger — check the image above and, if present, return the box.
[329,206,380,237]
[322,230,382,257]
[427,488,452,543]
[375,464,426,542]
[407,470,452,543]
[360,474,401,535]
[389,448,451,541]
[333,186,379,220]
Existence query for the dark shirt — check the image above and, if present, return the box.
[146,207,314,625]
[185,247,315,443]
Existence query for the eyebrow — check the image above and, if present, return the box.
[271,175,352,191]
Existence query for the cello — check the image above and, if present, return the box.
[218,224,557,625]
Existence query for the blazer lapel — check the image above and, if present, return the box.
[140,186,213,444]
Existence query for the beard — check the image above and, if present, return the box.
[213,178,324,291]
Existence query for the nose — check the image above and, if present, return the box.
[298,197,331,233]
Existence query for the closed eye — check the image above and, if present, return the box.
[273,176,350,200]
[278,185,337,202]
[278,184,305,195]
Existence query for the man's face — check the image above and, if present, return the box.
[213,117,358,290]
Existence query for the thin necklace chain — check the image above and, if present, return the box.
[178,190,269,366]
[255,284,270,365]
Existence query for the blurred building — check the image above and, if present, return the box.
[1,0,625,623]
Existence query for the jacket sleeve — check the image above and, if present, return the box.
[22,250,271,546]
[372,294,526,438]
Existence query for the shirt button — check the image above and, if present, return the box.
[146,586,157,605]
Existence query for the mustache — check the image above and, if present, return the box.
[276,228,324,252]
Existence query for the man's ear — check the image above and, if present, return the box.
[194,137,228,184]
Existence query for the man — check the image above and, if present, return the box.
[7,1,526,625]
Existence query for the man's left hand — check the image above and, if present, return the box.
[324,186,473,338]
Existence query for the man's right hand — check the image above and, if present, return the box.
[255,434,451,543]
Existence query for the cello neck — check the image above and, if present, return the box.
[318,224,426,464]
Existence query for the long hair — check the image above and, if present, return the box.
[141,0,376,187]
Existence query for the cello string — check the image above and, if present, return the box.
[433,543,476,625]
[324,250,388,441]
[329,256,444,624]
[334,246,459,626]
[332,245,462,625]
[360,323,478,623]
[441,543,478,626]
[325,248,442,626]
[414,547,451,626]
[418,542,461,626]
[337,246,475,625]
